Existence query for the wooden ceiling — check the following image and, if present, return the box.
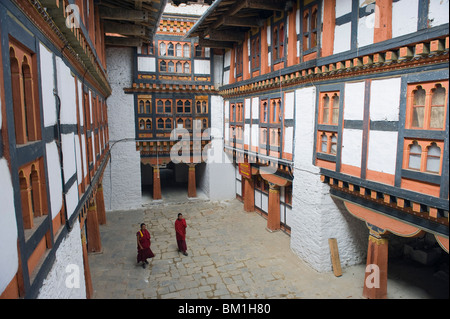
[99,0,168,46]
[185,0,294,48]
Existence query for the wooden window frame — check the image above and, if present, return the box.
[301,2,319,55]
[251,33,261,71]
[9,39,42,145]
[406,81,448,130]
[272,18,286,63]
[403,139,444,175]
[318,91,340,125]
[156,99,172,114]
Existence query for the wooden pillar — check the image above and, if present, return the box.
[374,0,392,43]
[96,183,106,225]
[188,163,197,198]
[243,176,255,212]
[363,231,389,299]
[80,228,93,299]
[322,0,336,57]
[153,166,162,200]
[267,183,280,231]
[86,200,102,253]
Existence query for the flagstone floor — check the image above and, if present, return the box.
[88,196,448,299]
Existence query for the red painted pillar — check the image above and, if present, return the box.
[363,232,389,299]
[96,183,106,225]
[86,200,102,253]
[188,164,197,198]
[267,183,280,231]
[243,177,255,212]
[153,166,162,200]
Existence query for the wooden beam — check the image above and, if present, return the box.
[245,0,287,11]
[222,16,263,28]
[105,36,143,47]
[198,38,234,49]
[103,22,147,36]
[207,31,245,42]
[99,7,152,22]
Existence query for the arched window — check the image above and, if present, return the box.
[139,100,144,113]
[279,24,285,58]
[262,129,267,144]
[202,119,207,129]
[168,61,174,72]
[322,94,330,124]
[157,118,164,129]
[176,43,182,57]
[202,101,207,113]
[145,100,151,113]
[160,60,167,72]
[412,86,426,128]
[165,118,172,129]
[426,143,441,173]
[177,118,183,128]
[195,45,202,57]
[262,101,268,123]
[320,133,328,153]
[331,94,339,124]
[164,100,172,113]
[311,8,318,47]
[139,119,145,130]
[184,62,190,73]
[176,61,182,73]
[183,44,190,57]
[430,84,446,129]
[231,104,236,121]
[272,100,277,123]
[330,134,337,155]
[196,101,201,113]
[177,100,184,113]
[408,141,422,170]
[157,100,164,113]
[273,27,278,59]
[159,42,166,56]
[167,42,174,56]
[185,100,191,113]
[146,119,151,130]
[185,118,191,128]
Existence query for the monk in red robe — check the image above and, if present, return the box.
[175,213,188,256]
[137,223,154,268]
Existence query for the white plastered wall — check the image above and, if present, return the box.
[290,86,367,273]
[103,47,142,211]
[37,220,86,299]
[198,95,235,201]
[0,158,19,295]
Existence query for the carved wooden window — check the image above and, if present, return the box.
[236,44,243,76]
[405,139,444,175]
[270,98,281,124]
[406,81,448,130]
[261,100,268,123]
[9,40,41,145]
[302,3,319,53]
[319,92,340,125]
[183,44,190,57]
[251,35,260,70]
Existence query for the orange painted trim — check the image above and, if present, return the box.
[400,178,440,197]
[374,0,392,43]
[282,152,293,161]
[260,22,269,75]
[243,33,250,80]
[260,171,291,187]
[322,0,336,57]
[27,236,47,277]
[0,275,20,299]
[315,158,336,171]
[52,211,62,236]
[303,51,317,62]
[287,4,298,67]
[365,169,395,186]
[435,235,449,253]
[340,163,361,178]
[229,44,236,84]
[343,201,423,237]
[273,61,284,71]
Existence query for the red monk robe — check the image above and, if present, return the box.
[175,214,188,256]
[137,225,154,267]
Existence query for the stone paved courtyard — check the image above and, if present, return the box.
[89,198,448,299]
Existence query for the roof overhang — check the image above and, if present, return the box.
[99,0,168,47]
[185,0,294,48]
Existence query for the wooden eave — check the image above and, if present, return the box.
[185,0,294,48]
[99,0,167,46]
